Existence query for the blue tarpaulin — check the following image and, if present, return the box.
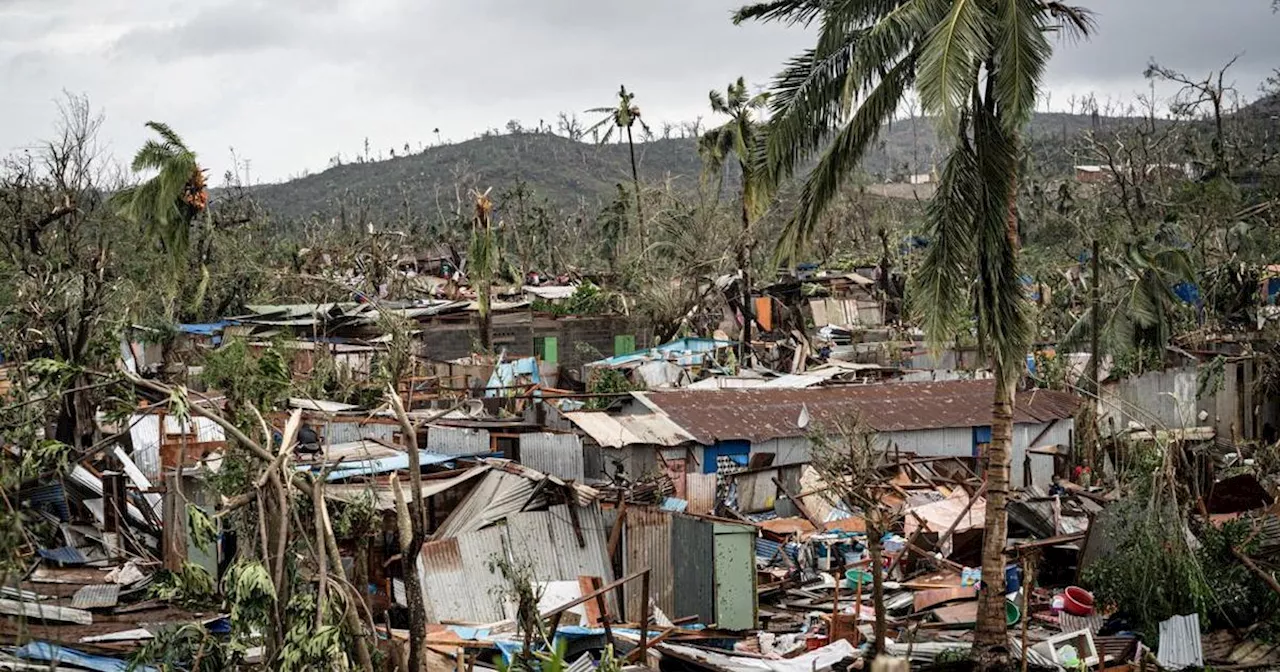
[14,642,157,672]
[589,338,735,369]
[1173,281,1201,305]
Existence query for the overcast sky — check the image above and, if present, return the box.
[2,0,1278,184]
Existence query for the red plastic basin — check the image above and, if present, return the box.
[1063,586,1095,616]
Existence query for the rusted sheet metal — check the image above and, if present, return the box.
[433,469,538,539]
[519,433,584,481]
[426,425,491,456]
[685,474,717,515]
[418,526,508,624]
[639,381,1081,444]
[562,411,693,448]
[622,506,674,621]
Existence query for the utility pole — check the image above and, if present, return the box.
[1089,238,1101,472]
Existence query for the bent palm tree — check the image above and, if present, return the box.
[737,0,1092,657]
[113,121,207,262]
[1065,243,1196,358]
[587,86,651,250]
[699,77,770,362]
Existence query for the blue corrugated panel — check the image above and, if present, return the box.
[37,546,86,566]
[756,537,782,562]
[23,483,69,521]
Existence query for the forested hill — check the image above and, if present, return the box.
[244,111,1128,223]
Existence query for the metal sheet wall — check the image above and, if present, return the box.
[685,474,717,515]
[671,514,715,624]
[427,425,491,456]
[622,506,674,620]
[322,420,399,447]
[519,433,585,481]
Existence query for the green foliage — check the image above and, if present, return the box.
[1080,497,1210,640]
[1030,350,1069,391]
[279,590,349,672]
[149,562,217,607]
[200,338,292,413]
[332,491,378,541]
[531,282,616,316]
[187,504,218,553]
[584,368,644,410]
[130,623,228,672]
[222,559,277,638]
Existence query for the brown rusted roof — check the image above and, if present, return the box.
[639,380,1080,444]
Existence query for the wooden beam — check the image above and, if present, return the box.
[773,476,823,530]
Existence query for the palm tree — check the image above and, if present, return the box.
[1065,243,1196,362]
[113,121,207,262]
[736,0,1092,659]
[587,86,651,250]
[699,77,770,363]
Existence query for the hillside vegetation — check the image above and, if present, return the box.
[246,111,1138,223]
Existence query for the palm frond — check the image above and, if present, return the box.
[993,0,1051,131]
[970,98,1031,382]
[733,0,826,26]
[910,120,981,355]
[1041,1,1095,41]
[143,121,191,153]
[775,54,916,262]
[917,0,989,128]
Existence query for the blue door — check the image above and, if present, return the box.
[972,426,992,457]
[705,441,751,474]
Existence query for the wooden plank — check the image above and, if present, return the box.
[0,597,93,625]
[578,576,603,626]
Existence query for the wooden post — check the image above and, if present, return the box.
[1020,554,1036,672]
[639,571,650,662]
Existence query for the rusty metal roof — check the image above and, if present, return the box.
[638,381,1080,444]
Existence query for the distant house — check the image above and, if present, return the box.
[606,380,1080,489]
[1074,165,1107,183]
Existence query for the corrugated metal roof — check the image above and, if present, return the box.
[298,451,460,482]
[637,381,1080,443]
[562,412,694,449]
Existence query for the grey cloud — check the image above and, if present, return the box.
[1,0,1278,183]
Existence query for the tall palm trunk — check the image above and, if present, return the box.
[976,170,1022,656]
[975,370,1015,651]
[625,125,643,254]
[738,198,753,365]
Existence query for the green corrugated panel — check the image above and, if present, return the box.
[713,523,758,630]
[614,334,635,356]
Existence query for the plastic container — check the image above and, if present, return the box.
[1004,565,1022,593]
[844,569,874,588]
[1005,600,1021,626]
[1063,586,1095,616]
